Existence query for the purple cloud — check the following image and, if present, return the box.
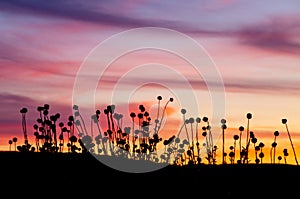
[0,0,179,28]
[2,0,300,59]
[0,92,73,126]
[236,16,300,54]
[94,73,300,96]
[0,93,37,132]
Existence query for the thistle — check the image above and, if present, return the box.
[282,118,298,165]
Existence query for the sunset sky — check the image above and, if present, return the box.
[1,0,300,164]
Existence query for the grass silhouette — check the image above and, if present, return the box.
[1,96,300,197]
[5,95,299,168]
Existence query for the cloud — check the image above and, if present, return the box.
[0,93,37,123]
[223,79,300,95]
[0,0,243,35]
[2,0,300,62]
[0,40,27,63]
[93,72,300,96]
[0,0,179,28]
[0,92,74,125]
[236,15,300,54]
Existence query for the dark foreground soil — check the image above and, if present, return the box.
[1,151,300,198]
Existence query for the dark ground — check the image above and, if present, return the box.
[1,151,300,198]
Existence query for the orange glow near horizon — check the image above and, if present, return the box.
[1,1,300,169]
[1,101,300,166]
[2,127,300,166]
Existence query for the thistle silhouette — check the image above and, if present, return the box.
[221,118,227,164]
[195,117,201,163]
[270,131,279,164]
[18,107,33,152]
[283,148,289,164]
[8,140,12,151]
[258,142,265,164]
[238,126,244,163]
[244,112,252,164]
[12,137,17,151]
[282,119,298,165]
[7,98,300,168]
[232,134,239,164]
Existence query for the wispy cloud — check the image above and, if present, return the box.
[2,0,300,66]
[223,79,300,95]
[93,73,300,96]
[0,0,179,28]
[237,15,300,54]
[0,92,74,125]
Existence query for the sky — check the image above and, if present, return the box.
[1,0,300,165]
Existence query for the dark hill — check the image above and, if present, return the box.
[1,151,299,198]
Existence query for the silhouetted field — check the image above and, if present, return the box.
[1,151,300,198]
[4,98,300,197]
